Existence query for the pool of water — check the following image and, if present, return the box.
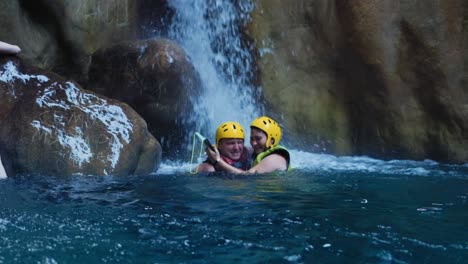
[1,154,467,263]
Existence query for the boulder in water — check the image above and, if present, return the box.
[0,57,161,176]
[87,38,202,158]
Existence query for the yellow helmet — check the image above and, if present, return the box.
[215,121,245,145]
[250,116,282,148]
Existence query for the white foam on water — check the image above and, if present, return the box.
[401,237,447,250]
[0,218,10,231]
[288,149,456,176]
[156,160,196,175]
[157,149,467,177]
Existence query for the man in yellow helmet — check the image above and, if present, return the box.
[197,121,252,172]
[207,116,290,174]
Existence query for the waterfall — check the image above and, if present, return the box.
[167,0,262,140]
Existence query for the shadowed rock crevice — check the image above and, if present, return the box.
[400,20,465,129]
[334,1,400,157]
[334,47,398,157]
[137,0,174,38]
[399,20,467,161]
[18,0,86,84]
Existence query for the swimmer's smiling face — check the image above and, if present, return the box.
[217,138,244,161]
[250,127,268,154]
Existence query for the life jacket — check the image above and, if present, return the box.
[252,145,291,171]
[204,147,251,171]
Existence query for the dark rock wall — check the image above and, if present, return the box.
[0,0,141,85]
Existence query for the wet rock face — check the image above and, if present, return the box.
[0,57,161,176]
[248,0,468,163]
[87,38,202,158]
[0,0,141,85]
[1,0,466,164]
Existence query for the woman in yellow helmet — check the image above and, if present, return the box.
[197,121,252,172]
[207,116,290,174]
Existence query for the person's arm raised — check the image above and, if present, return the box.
[196,162,215,173]
[0,41,21,55]
[0,154,7,179]
[206,146,246,174]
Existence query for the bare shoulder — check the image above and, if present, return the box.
[253,154,287,173]
[197,162,215,173]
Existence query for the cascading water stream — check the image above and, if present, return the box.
[167,0,261,140]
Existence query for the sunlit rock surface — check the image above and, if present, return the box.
[87,38,201,157]
[0,57,161,176]
[248,0,468,163]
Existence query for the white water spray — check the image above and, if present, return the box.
[168,0,261,140]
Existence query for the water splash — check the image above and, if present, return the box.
[167,0,261,140]
[159,149,468,177]
[289,150,468,177]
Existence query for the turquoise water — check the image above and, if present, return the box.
[1,153,467,263]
